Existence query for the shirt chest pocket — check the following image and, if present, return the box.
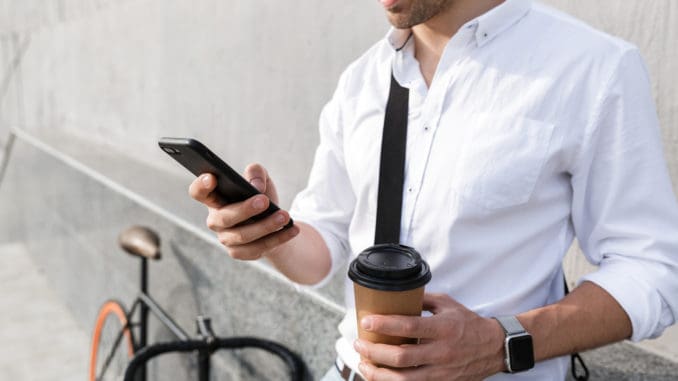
[446,112,555,210]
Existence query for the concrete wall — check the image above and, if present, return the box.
[0,131,344,379]
[1,0,677,370]
[0,0,388,207]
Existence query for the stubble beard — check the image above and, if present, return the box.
[386,0,455,29]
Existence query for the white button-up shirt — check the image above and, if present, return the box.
[290,0,678,379]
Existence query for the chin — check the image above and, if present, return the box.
[386,13,414,29]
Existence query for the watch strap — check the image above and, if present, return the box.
[494,316,526,336]
[494,315,534,373]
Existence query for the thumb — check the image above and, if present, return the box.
[244,163,280,204]
[244,163,268,193]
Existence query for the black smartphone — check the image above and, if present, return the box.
[158,137,293,228]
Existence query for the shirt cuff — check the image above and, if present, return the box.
[579,258,670,341]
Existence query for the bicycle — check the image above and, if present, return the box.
[88,225,307,381]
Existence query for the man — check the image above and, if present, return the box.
[190,0,678,380]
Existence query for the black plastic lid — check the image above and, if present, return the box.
[348,244,431,291]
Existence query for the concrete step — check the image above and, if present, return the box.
[0,242,90,380]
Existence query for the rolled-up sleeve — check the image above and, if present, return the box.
[289,71,356,288]
[571,48,678,341]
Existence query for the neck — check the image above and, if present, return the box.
[412,0,504,85]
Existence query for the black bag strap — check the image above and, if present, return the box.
[374,73,409,244]
[375,72,588,380]
[564,278,590,380]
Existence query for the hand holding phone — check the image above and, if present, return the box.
[160,138,298,259]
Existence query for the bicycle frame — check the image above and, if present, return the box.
[97,256,196,381]
[96,227,306,381]
[122,291,214,381]
[127,256,197,381]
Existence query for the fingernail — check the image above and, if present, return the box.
[250,177,265,192]
[275,213,286,224]
[252,197,265,210]
[201,174,211,187]
[353,340,364,352]
[361,317,373,331]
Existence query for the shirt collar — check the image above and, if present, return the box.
[386,0,532,50]
[387,28,414,51]
[472,0,532,47]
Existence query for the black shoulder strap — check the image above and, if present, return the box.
[374,72,587,380]
[564,277,590,380]
[374,73,409,244]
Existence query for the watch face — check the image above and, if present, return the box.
[508,334,534,372]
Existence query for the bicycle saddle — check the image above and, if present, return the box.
[118,226,161,260]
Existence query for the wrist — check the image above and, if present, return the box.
[493,315,536,373]
[485,317,509,375]
[262,239,293,262]
[262,225,300,260]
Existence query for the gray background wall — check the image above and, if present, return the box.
[0,0,677,371]
[1,0,388,206]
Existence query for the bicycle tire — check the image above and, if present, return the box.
[89,300,136,381]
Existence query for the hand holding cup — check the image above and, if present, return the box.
[349,244,432,362]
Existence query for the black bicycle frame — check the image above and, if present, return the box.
[97,256,192,381]
[99,253,306,381]
[124,256,193,381]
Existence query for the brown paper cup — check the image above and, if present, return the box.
[354,283,425,346]
[348,244,431,365]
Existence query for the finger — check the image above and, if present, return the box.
[244,162,280,202]
[362,314,439,339]
[205,195,270,231]
[359,361,432,381]
[216,210,292,246]
[244,163,268,192]
[189,174,223,209]
[354,340,445,368]
[225,224,300,260]
[422,293,455,313]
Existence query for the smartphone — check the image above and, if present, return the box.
[158,137,293,228]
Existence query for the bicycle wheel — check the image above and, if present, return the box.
[89,300,135,381]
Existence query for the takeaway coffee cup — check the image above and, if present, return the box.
[348,244,432,349]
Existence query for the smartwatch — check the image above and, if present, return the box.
[493,316,535,373]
